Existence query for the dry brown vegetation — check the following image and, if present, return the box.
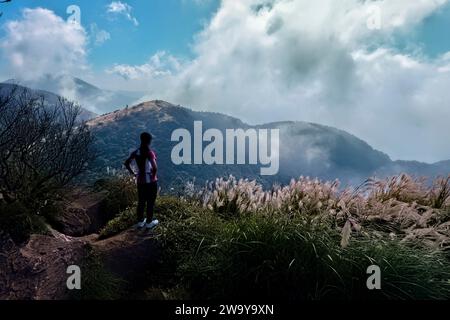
[198,174,450,251]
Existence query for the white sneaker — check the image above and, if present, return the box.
[136,218,147,228]
[145,219,159,229]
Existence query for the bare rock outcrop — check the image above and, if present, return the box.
[52,190,106,236]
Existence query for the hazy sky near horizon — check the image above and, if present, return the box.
[1,0,450,163]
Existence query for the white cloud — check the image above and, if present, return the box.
[90,23,111,46]
[109,0,450,163]
[6,2,448,162]
[106,1,139,26]
[107,51,183,80]
[344,48,450,162]
[0,7,88,80]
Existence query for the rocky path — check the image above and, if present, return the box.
[0,228,91,299]
[92,228,160,280]
[0,204,161,300]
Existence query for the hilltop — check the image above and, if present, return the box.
[2,81,448,188]
[84,100,449,189]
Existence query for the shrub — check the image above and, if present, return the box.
[0,86,93,240]
[94,176,137,222]
[70,247,127,300]
[0,201,49,243]
[0,86,93,206]
[99,207,135,239]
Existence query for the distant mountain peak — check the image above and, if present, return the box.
[79,99,450,187]
[0,82,97,122]
[2,75,144,114]
[87,100,182,128]
[132,100,175,110]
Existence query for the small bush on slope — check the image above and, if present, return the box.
[94,176,137,223]
[98,207,135,239]
[70,247,127,300]
[0,201,49,244]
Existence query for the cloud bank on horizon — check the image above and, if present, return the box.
[1,0,450,163]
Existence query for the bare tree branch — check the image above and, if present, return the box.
[0,85,94,206]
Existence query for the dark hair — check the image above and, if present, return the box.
[137,132,153,171]
[140,132,152,147]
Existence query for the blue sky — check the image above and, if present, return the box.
[1,0,220,69]
[1,0,450,162]
[2,0,450,67]
[397,2,450,58]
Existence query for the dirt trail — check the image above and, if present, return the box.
[92,228,160,280]
[0,228,90,300]
[1,219,161,300]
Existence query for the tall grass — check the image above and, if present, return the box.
[198,174,450,250]
[156,198,450,300]
[97,174,450,300]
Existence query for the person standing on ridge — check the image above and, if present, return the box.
[124,132,159,230]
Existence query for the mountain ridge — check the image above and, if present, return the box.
[3,75,143,114]
[84,99,449,188]
[2,79,448,187]
[0,82,97,122]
